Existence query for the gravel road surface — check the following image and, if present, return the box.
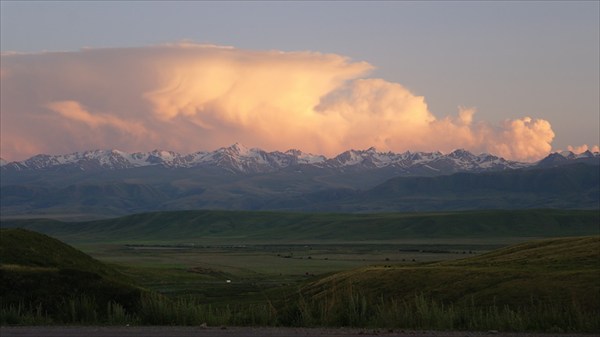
[0,326,592,337]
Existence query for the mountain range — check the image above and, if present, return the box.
[3,143,598,174]
[1,144,598,219]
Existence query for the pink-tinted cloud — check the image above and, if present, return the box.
[46,100,149,137]
[1,43,555,161]
[567,144,600,153]
[315,80,554,161]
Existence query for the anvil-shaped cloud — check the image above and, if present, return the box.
[1,43,555,161]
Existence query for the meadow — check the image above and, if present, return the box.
[1,209,599,332]
[87,242,479,303]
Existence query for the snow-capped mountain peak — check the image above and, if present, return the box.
[536,150,600,167]
[448,149,476,159]
[558,151,577,159]
[4,145,595,175]
[284,149,326,164]
[578,150,595,158]
[223,143,252,156]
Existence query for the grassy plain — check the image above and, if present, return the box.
[4,208,595,306]
[2,209,598,244]
[1,209,599,331]
[87,242,477,303]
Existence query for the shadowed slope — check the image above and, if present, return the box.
[0,228,144,318]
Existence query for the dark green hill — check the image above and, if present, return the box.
[1,228,120,275]
[1,209,599,245]
[0,228,144,322]
[303,236,600,310]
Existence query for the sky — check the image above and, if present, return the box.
[1,1,598,162]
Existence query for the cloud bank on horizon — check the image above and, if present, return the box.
[1,43,594,162]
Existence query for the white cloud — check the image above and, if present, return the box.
[1,43,555,161]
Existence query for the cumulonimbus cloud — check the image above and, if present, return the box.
[1,43,557,161]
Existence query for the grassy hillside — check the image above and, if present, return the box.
[302,236,600,309]
[1,228,598,330]
[271,236,599,331]
[0,228,144,323]
[1,228,121,274]
[2,209,598,245]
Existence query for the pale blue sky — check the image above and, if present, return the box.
[1,1,599,151]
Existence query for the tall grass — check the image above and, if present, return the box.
[0,293,278,326]
[1,290,598,332]
[107,301,134,325]
[137,293,278,326]
[66,295,97,324]
[277,285,599,332]
[0,303,52,325]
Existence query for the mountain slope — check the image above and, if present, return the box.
[1,163,598,218]
[3,144,597,174]
[1,146,598,218]
[292,163,599,212]
[1,144,530,174]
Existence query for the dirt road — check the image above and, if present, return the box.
[0,326,590,337]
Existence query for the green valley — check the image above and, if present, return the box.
[1,209,599,331]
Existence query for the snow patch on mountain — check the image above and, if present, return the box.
[3,145,597,174]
